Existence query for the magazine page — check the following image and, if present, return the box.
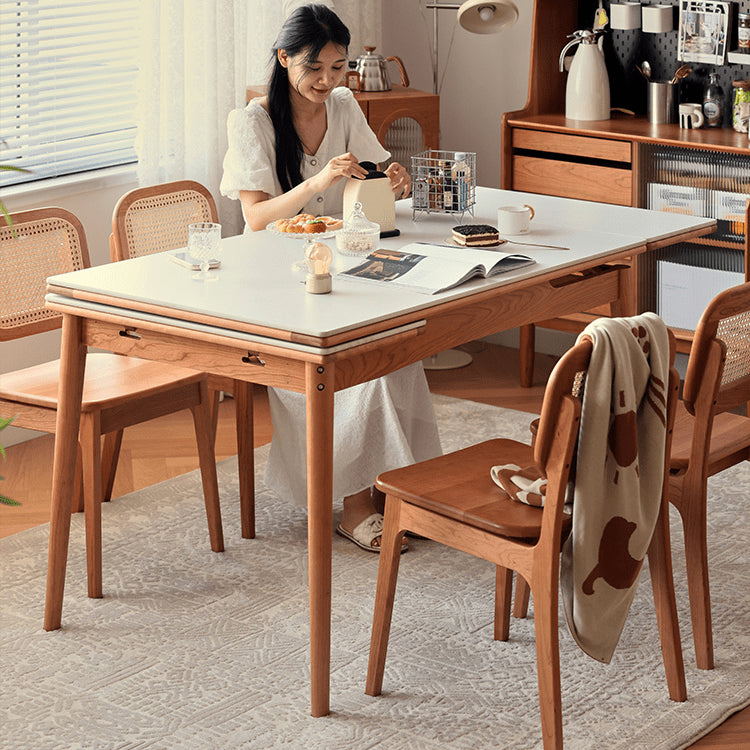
[338,243,533,295]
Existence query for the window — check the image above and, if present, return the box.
[0,0,139,188]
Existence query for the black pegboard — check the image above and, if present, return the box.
[576,1,750,125]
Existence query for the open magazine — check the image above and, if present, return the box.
[337,242,535,295]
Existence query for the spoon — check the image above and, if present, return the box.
[638,60,651,80]
[671,63,692,84]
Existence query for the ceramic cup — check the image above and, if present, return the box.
[679,102,705,129]
[498,204,535,235]
[642,4,674,34]
[610,2,641,30]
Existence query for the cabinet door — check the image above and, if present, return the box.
[368,95,439,166]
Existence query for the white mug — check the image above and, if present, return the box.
[498,204,535,235]
[679,103,704,130]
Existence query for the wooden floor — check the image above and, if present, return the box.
[0,341,746,747]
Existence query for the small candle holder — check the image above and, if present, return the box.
[304,240,333,294]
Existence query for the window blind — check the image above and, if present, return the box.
[0,0,139,187]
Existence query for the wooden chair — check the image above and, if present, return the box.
[668,281,750,670]
[109,180,256,538]
[0,207,223,599]
[366,334,686,750]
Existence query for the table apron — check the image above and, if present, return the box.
[332,264,623,388]
[82,318,309,392]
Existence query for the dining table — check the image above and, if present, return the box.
[42,187,714,716]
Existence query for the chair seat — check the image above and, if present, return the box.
[670,401,750,475]
[376,438,571,539]
[0,352,204,411]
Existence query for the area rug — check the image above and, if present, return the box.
[1,395,749,749]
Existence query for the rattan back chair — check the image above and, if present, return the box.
[0,207,223,599]
[109,181,256,539]
[669,280,750,670]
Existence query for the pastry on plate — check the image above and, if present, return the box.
[452,224,500,247]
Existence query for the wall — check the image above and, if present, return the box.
[380,0,534,188]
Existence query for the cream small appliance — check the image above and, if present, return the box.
[559,29,611,121]
[342,162,399,237]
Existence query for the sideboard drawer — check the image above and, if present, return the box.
[513,129,632,163]
[512,155,632,206]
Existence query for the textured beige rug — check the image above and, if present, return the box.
[2,395,749,749]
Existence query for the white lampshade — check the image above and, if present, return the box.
[457,0,519,34]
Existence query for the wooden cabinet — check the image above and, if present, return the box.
[246,84,439,163]
[501,0,749,356]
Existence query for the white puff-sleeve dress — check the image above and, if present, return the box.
[220,87,442,508]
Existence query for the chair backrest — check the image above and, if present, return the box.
[683,281,750,416]
[533,337,592,476]
[110,180,219,262]
[0,207,90,342]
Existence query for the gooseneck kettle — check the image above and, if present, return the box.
[559,30,610,121]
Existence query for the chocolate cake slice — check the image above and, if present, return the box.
[452,224,500,247]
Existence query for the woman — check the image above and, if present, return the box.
[220,4,441,552]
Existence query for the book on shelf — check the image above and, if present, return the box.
[337,242,534,295]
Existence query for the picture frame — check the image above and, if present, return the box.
[678,0,732,65]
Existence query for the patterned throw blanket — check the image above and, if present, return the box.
[491,313,670,662]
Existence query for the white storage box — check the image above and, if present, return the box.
[658,260,743,330]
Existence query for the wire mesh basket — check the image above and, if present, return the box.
[411,149,476,219]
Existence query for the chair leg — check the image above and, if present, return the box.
[679,485,714,670]
[101,429,123,502]
[80,413,104,599]
[72,444,84,514]
[208,387,222,447]
[366,496,405,697]
[519,323,536,388]
[189,381,224,553]
[648,500,688,699]
[514,574,531,618]
[494,566,513,641]
[532,576,563,750]
[234,380,255,539]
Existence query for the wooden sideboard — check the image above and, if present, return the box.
[246,84,439,158]
[501,0,750,373]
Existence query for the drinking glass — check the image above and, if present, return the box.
[188,222,222,281]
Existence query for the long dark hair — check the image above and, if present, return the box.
[268,4,350,193]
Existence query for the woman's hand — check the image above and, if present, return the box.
[312,152,368,193]
[385,162,411,199]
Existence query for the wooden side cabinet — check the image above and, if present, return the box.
[501,0,747,370]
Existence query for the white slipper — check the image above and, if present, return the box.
[336,513,408,553]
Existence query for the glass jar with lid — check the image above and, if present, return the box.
[739,13,750,50]
[336,201,380,256]
[732,80,750,132]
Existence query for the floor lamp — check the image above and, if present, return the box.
[421,0,520,371]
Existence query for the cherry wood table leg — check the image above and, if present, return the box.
[519,323,535,388]
[610,259,637,318]
[45,315,87,631]
[306,361,335,718]
[234,380,255,539]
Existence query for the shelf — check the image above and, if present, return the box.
[691,236,745,250]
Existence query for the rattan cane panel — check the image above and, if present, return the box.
[124,190,214,258]
[717,309,750,386]
[0,217,85,336]
[382,116,424,170]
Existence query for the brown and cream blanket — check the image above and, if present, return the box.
[492,313,671,662]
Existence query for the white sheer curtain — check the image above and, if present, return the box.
[135,0,248,236]
[135,0,381,236]
[247,1,383,92]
